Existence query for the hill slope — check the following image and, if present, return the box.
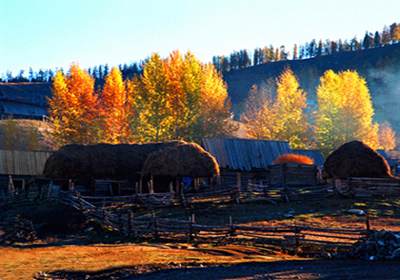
[223,43,400,132]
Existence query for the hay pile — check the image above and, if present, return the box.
[141,142,220,178]
[323,141,392,179]
[272,154,314,165]
[42,141,185,179]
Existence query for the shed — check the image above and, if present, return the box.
[0,149,54,190]
[200,138,292,171]
[200,138,293,185]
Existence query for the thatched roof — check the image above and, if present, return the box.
[141,142,220,178]
[323,140,393,179]
[42,141,185,179]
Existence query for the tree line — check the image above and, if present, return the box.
[242,67,396,156]
[48,51,236,147]
[213,22,400,73]
[3,22,399,83]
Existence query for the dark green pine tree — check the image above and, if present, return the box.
[374,31,382,47]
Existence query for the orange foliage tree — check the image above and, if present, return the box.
[100,67,132,143]
[48,64,98,146]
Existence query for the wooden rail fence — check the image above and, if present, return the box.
[60,190,368,251]
[4,176,400,252]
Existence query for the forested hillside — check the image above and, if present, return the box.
[224,43,400,131]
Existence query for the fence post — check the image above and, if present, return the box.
[118,212,122,233]
[366,211,371,237]
[47,181,53,199]
[229,216,234,240]
[153,212,158,239]
[295,224,301,252]
[150,175,154,194]
[101,199,106,226]
[76,192,83,212]
[128,211,133,237]
[189,215,193,241]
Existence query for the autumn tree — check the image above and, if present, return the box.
[48,64,98,146]
[243,80,278,140]
[314,70,380,156]
[378,121,396,150]
[140,53,170,142]
[180,51,203,139]
[164,51,190,139]
[47,71,71,147]
[275,68,312,148]
[194,63,237,138]
[100,67,132,143]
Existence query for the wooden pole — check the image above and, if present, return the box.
[128,211,133,237]
[150,175,154,194]
[366,211,371,237]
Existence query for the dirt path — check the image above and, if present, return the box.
[126,260,400,280]
[41,259,400,280]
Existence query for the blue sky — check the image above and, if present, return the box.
[1,0,399,77]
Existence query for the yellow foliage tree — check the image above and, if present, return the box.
[275,68,312,148]
[378,121,396,150]
[100,67,132,143]
[315,70,380,156]
[196,63,237,137]
[140,53,170,142]
[47,71,72,147]
[243,81,278,140]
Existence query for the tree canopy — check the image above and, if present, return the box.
[47,52,236,147]
[314,69,380,156]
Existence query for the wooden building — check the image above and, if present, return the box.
[200,138,293,185]
[0,149,53,190]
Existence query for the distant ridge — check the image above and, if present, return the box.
[223,43,400,105]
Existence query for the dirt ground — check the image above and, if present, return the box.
[3,198,400,279]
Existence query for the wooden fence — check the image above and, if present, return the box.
[60,190,367,252]
[5,176,400,253]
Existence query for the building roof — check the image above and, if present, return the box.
[376,149,396,167]
[201,138,292,171]
[0,82,51,118]
[291,149,325,167]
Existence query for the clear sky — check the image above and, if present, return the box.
[1,0,399,77]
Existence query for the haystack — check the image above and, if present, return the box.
[323,140,393,179]
[141,142,220,178]
[42,141,185,180]
[273,154,314,165]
